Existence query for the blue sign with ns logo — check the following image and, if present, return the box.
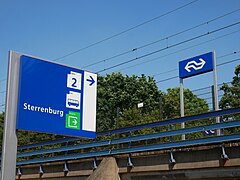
[179,52,214,79]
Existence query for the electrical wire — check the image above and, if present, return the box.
[83,8,240,69]
[196,91,212,97]
[191,81,231,93]
[97,21,240,73]
[54,0,199,62]
[156,57,240,84]
[153,49,240,78]
[0,9,239,82]
[217,58,240,66]
[156,76,179,83]
[204,94,224,101]
[120,30,240,73]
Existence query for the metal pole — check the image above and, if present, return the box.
[180,78,185,140]
[159,96,163,121]
[213,50,220,136]
[211,85,215,111]
[1,51,20,180]
[116,107,119,129]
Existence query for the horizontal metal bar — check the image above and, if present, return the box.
[99,108,240,136]
[17,150,110,165]
[17,134,240,166]
[17,139,110,158]
[111,134,240,155]
[112,120,240,144]
[17,137,78,150]
[17,107,240,150]
[17,120,240,158]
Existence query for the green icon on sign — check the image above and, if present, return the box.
[66,111,80,130]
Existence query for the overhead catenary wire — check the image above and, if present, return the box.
[1,29,237,85]
[156,57,240,84]
[217,58,240,66]
[1,3,239,113]
[54,0,199,62]
[0,9,239,83]
[119,30,240,73]
[156,76,179,83]
[83,8,240,69]
[153,50,240,78]
[196,91,212,97]
[191,82,229,102]
[192,82,231,93]
[96,21,240,73]
[204,94,224,102]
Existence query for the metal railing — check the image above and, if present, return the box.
[16,107,240,167]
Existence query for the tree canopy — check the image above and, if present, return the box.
[0,112,4,148]
[96,72,209,135]
[219,65,240,134]
[96,72,161,132]
[220,64,240,109]
[162,87,209,119]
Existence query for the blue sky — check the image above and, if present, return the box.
[0,0,240,112]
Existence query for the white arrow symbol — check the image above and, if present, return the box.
[185,58,206,72]
[73,119,77,126]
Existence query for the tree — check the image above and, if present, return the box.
[96,73,210,141]
[162,87,209,140]
[220,64,240,109]
[219,65,240,134]
[0,112,4,148]
[96,72,162,132]
[163,87,209,119]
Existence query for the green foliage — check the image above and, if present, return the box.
[162,87,209,119]
[162,87,210,141]
[96,73,210,141]
[219,65,240,134]
[0,112,64,147]
[118,107,159,134]
[97,72,162,132]
[220,64,240,109]
[17,131,61,146]
[0,112,4,148]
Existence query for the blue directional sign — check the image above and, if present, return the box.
[16,55,97,138]
[179,52,214,79]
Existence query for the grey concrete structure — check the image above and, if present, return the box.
[16,143,240,180]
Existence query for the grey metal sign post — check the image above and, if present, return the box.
[212,51,220,136]
[1,51,21,180]
[179,51,219,140]
[180,78,185,140]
